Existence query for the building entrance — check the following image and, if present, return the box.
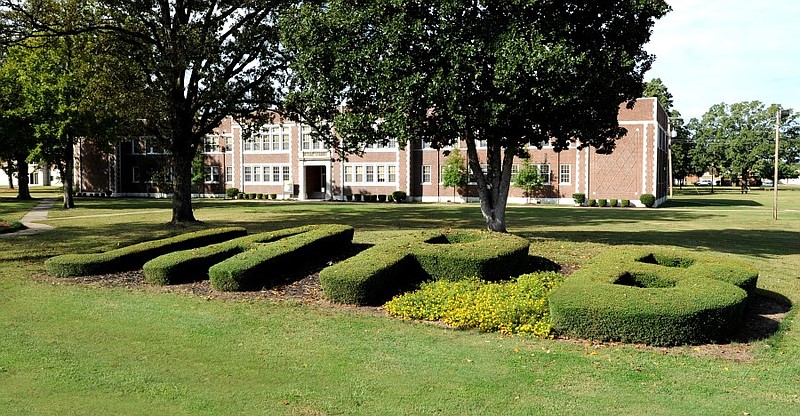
[304,165,327,199]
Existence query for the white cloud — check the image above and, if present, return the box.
[645,0,800,119]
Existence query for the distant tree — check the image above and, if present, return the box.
[514,157,544,204]
[441,151,468,201]
[643,78,695,187]
[643,78,674,112]
[281,0,670,232]
[690,101,799,185]
[0,46,37,200]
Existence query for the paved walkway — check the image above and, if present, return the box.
[1,198,57,238]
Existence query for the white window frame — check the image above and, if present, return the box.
[559,164,571,184]
[422,165,432,184]
[204,166,220,184]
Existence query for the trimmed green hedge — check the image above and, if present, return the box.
[0,219,25,234]
[548,246,759,346]
[209,224,354,291]
[45,227,248,277]
[320,230,530,305]
[143,226,311,285]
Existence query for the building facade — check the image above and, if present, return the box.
[75,97,669,207]
[0,163,62,188]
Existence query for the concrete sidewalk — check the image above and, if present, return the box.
[1,198,57,237]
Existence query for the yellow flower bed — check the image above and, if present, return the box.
[384,272,563,337]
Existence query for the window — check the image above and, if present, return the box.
[203,136,220,153]
[511,164,520,183]
[475,139,488,148]
[559,164,571,184]
[301,125,324,150]
[538,164,551,184]
[133,138,146,154]
[258,125,289,151]
[226,166,233,183]
[132,166,141,183]
[224,136,232,152]
[243,164,291,183]
[469,164,488,183]
[204,166,219,183]
[422,165,432,184]
[344,164,397,184]
[243,137,254,152]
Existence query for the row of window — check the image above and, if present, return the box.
[343,164,398,184]
[421,164,571,185]
[243,165,291,184]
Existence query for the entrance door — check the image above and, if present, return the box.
[304,166,326,199]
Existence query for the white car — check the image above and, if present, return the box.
[762,179,774,186]
[695,179,713,186]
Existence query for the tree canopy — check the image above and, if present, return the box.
[282,0,670,231]
[689,101,800,183]
[1,0,291,223]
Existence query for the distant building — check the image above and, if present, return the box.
[0,163,61,188]
[75,97,669,206]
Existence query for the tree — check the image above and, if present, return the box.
[514,157,544,204]
[2,0,290,224]
[0,46,37,200]
[0,1,143,206]
[643,78,695,187]
[281,1,670,232]
[690,101,799,185]
[441,151,467,201]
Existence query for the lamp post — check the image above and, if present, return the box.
[774,109,791,220]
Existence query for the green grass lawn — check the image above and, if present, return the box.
[1,186,799,415]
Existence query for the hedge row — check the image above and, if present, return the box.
[320,230,530,305]
[45,227,248,277]
[142,226,311,285]
[548,246,759,346]
[209,224,354,291]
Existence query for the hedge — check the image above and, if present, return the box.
[143,226,311,285]
[548,246,759,346]
[45,227,248,277]
[320,230,530,305]
[209,224,354,291]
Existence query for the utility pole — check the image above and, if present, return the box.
[774,109,791,220]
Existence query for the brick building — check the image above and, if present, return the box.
[75,97,669,207]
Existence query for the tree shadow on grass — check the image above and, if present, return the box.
[732,289,793,343]
[520,228,800,257]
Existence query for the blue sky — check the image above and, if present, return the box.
[644,1,800,120]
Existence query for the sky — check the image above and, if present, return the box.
[644,0,800,120]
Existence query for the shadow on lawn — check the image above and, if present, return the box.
[521,228,800,257]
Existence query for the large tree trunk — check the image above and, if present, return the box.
[464,135,514,233]
[4,161,14,189]
[61,144,75,209]
[15,154,32,200]
[171,142,198,224]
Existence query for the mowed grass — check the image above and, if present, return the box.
[1,186,799,415]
